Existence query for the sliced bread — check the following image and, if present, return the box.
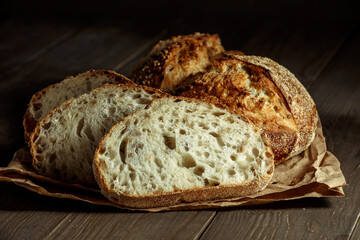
[24,70,133,142]
[93,97,274,208]
[30,84,164,186]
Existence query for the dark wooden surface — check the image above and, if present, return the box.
[1,2,359,239]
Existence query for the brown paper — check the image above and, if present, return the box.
[0,122,347,212]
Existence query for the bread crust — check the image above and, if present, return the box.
[130,33,225,93]
[30,83,166,186]
[178,54,318,163]
[233,56,318,159]
[93,96,274,208]
[23,70,133,143]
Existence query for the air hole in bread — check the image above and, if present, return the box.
[181,153,196,168]
[158,116,163,121]
[209,132,225,147]
[252,148,259,157]
[185,109,194,113]
[204,152,210,158]
[43,122,52,130]
[205,177,220,186]
[137,98,152,105]
[273,106,279,112]
[163,135,176,150]
[228,169,236,176]
[199,122,209,130]
[132,94,141,99]
[130,172,136,181]
[133,118,138,125]
[179,129,186,135]
[226,117,235,124]
[155,158,163,168]
[76,118,85,137]
[237,145,244,153]
[196,151,201,156]
[230,155,237,161]
[119,139,128,164]
[194,166,205,176]
[212,111,225,116]
[174,99,182,103]
[84,125,95,142]
[109,106,116,115]
[265,151,272,158]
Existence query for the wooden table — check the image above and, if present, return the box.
[1,3,359,239]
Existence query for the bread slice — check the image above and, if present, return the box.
[30,84,164,186]
[179,53,318,163]
[23,70,133,142]
[130,33,225,93]
[93,97,274,208]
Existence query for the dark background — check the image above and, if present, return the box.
[1,1,360,239]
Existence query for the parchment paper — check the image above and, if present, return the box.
[0,121,347,212]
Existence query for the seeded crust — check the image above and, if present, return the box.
[179,54,318,163]
[130,33,225,93]
[23,70,134,143]
[93,96,274,208]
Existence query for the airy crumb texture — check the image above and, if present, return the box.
[23,70,133,142]
[30,84,164,186]
[94,97,274,208]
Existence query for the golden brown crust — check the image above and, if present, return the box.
[130,33,225,93]
[178,54,317,163]
[234,56,318,159]
[23,70,133,143]
[93,96,274,208]
[30,83,166,186]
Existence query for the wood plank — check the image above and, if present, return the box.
[200,22,358,239]
[0,17,84,81]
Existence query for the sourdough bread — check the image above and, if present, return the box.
[130,33,225,93]
[179,53,318,163]
[24,70,133,142]
[93,97,274,208]
[30,84,164,186]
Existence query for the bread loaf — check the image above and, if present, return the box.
[131,40,318,163]
[179,53,318,163]
[30,84,164,186]
[23,70,133,142]
[130,33,225,93]
[93,97,274,208]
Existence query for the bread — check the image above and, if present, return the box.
[23,70,133,142]
[30,84,164,186]
[93,97,274,208]
[179,53,318,163]
[130,33,225,93]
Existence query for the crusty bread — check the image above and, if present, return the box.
[179,54,318,163]
[23,70,133,142]
[130,33,225,93]
[30,84,164,186]
[93,97,274,208]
